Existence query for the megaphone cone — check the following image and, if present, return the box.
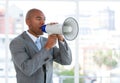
[41,17,79,41]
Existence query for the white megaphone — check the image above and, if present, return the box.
[41,17,79,41]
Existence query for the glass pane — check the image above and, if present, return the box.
[79,1,120,83]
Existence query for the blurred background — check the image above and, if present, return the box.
[1,0,120,83]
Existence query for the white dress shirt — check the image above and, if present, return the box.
[26,31,41,50]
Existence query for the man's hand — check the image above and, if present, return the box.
[44,34,57,50]
[47,22,58,25]
[44,23,64,50]
[57,34,64,41]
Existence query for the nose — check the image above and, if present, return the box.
[40,20,45,25]
[41,17,45,24]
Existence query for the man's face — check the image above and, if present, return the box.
[26,10,45,37]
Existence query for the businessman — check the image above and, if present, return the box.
[9,8,72,83]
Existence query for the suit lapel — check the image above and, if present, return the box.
[21,31,47,52]
[21,31,39,52]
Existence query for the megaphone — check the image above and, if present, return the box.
[41,17,79,41]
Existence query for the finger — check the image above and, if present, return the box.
[48,22,58,25]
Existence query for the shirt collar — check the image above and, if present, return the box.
[26,31,40,43]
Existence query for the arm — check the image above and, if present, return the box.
[44,34,72,65]
[53,39,72,65]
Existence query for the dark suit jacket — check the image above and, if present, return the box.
[9,31,72,83]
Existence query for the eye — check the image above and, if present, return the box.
[37,18,41,20]
[36,17,45,21]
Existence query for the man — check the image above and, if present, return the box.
[9,8,72,83]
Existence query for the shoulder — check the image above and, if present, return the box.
[10,32,26,45]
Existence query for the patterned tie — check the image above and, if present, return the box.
[35,38,41,50]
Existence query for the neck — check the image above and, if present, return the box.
[28,30,39,38]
